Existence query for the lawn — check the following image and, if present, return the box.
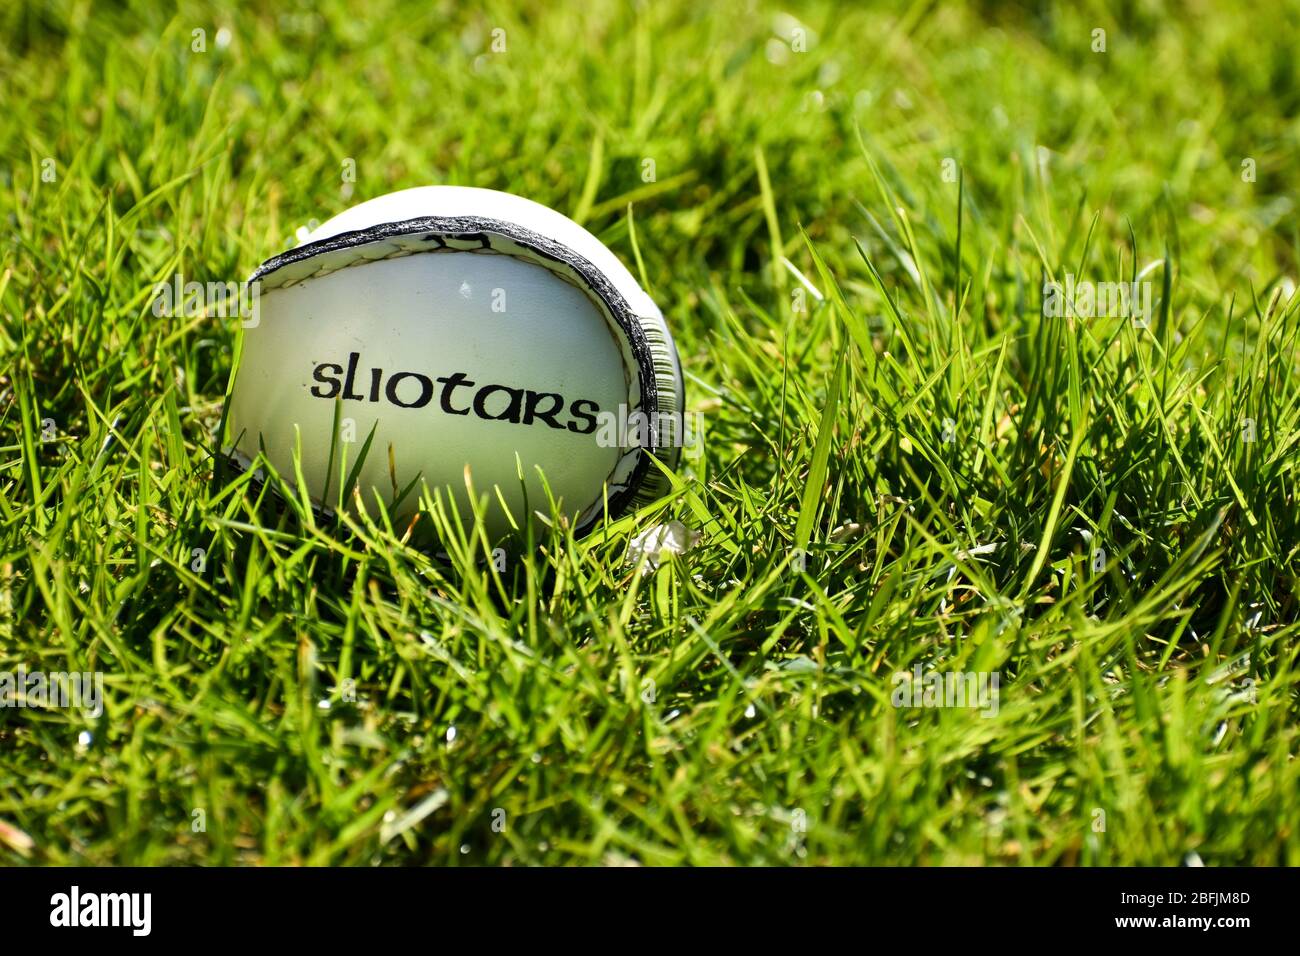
[2,0,1298,865]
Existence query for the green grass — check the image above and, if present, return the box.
[3,0,1300,865]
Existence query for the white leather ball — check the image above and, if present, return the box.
[223,186,684,539]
